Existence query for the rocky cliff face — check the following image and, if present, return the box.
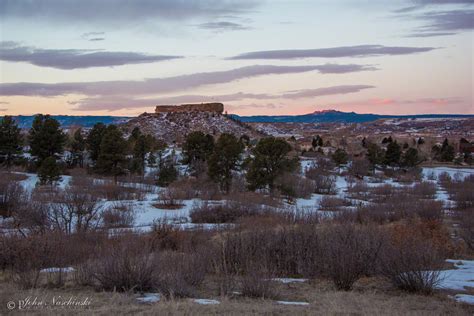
[155,103,224,114]
[125,111,259,143]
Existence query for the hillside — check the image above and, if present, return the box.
[124,112,259,143]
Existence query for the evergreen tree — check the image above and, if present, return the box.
[366,143,385,168]
[0,116,22,167]
[332,148,348,166]
[28,114,66,164]
[156,160,178,187]
[70,128,86,168]
[440,138,455,162]
[131,134,155,175]
[312,135,323,148]
[38,156,61,185]
[246,137,298,191]
[385,141,401,166]
[401,147,420,167]
[86,123,106,163]
[182,131,214,174]
[95,125,128,182]
[208,133,244,192]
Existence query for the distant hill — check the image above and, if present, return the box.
[232,110,474,123]
[6,115,131,129]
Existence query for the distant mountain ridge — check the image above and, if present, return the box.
[4,111,474,128]
[232,110,474,123]
[7,115,131,129]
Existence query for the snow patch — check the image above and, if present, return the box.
[276,301,310,306]
[437,260,474,291]
[136,293,161,304]
[454,294,474,305]
[193,299,220,305]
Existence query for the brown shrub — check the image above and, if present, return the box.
[311,174,337,195]
[275,172,314,200]
[379,224,445,294]
[155,187,184,209]
[459,208,474,251]
[410,181,437,199]
[85,235,156,292]
[319,224,386,290]
[0,175,25,217]
[190,201,261,224]
[319,196,352,211]
[154,250,208,298]
[304,157,336,177]
[102,202,135,228]
[241,268,279,299]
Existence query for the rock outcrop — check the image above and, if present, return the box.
[155,103,224,114]
[125,110,260,144]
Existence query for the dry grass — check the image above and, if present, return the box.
[0,277,472,315]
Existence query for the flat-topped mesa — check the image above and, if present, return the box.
[155,103,224,114]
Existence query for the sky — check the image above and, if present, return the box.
[0,0,473,116]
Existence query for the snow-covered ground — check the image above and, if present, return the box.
[438,260,474,292]
[6,165,473,231]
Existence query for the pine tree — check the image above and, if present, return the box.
[385,141,401,166]
[38,156,61,185]
[0,116,22,167]
[208,133,244,192]
[401,148,420,167]
[131,134,155,175]
[332,148,349,166]
[246,137,298,191]
[28,114,66,164]
[95,125,128,182]
[70,128,85,168]
[182,131,214,174]
[156,160,178,187]
[440,138,455,162]
[366,143,385,169]
[86,123,106,163]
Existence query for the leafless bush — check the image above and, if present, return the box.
[155,187,184,209]
[447,177,474,210]
[346,182,370,200]
[350,195,443,224]
[86,236,156,292]
[48,186,103,234]
[220,225,321,278]
[368,184,397,202]
[379,230,445,294]
[319,196,352,211]
[311,174,337,195]
[2,232,69,289]
[305,157,336,177]
[459,208,474,251]
[275,172,314,199]
[348,158,371,179]
[394,168,423,183]
[190,201,260,223]
[102,202,135,228]
[241,268,279,299]
[319,224,386,290]
[154,251,207,298]
[91,181,148,201]
[0,175,25,217]
[409,181,437,199]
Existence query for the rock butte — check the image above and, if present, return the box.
[155,103,224,114]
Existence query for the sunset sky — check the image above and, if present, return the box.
[0,0,472,116]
